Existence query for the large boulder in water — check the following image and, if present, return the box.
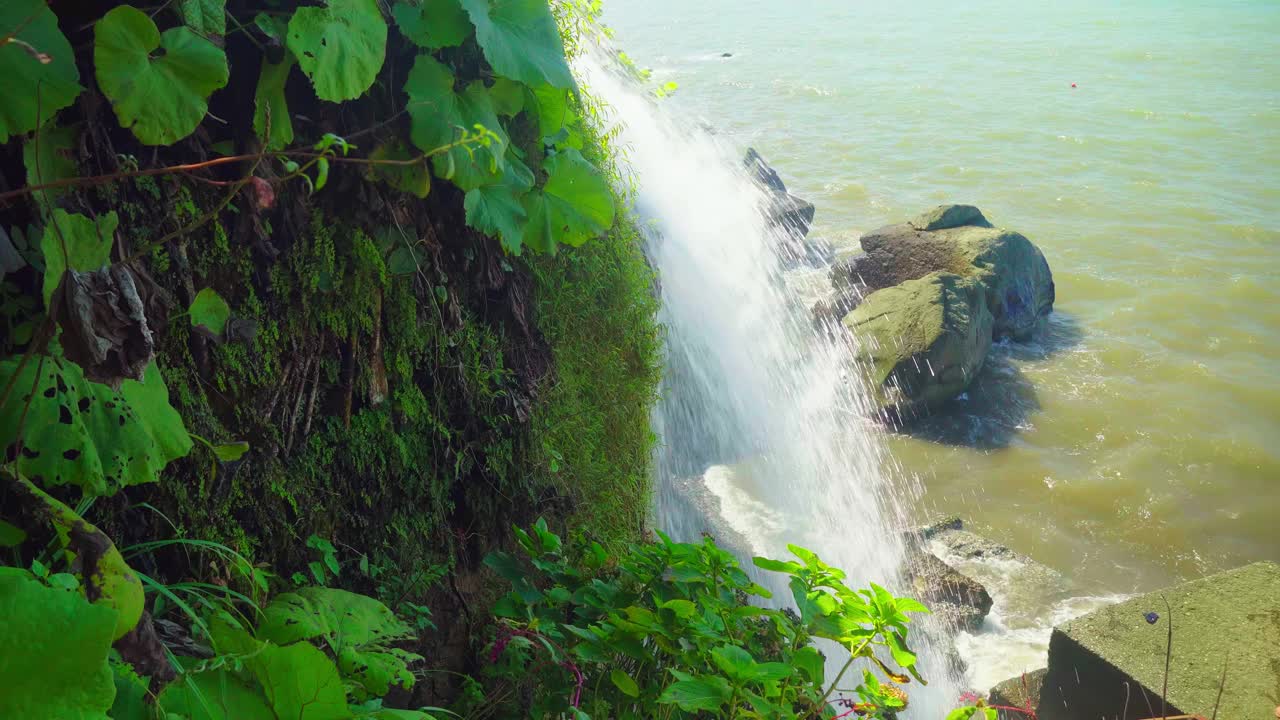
[843,272,993,419]
[743,148,830,265]
[902,544,994,632]
[832,205,1054,340]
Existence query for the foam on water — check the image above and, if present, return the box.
[577,51,962,714]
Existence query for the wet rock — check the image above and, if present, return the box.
[843,272,993,419]
[1040,561,1280,720]
[988,668,1045,719]
[743,148,828,266]
[903,546,993,632]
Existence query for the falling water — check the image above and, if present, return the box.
[578,53,963,715]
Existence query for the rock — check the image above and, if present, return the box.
[766,192,817,239]
[843,272,993,418]
[902,546,993,632]
[988,668,1045,719]
[1039,561,1280,720]
[744,147,788,194]
[743,148,826,265]
[830,205,1054,340]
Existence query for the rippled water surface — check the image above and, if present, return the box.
[604,0,1280,593]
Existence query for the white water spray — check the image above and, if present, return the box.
[578,53,963,715]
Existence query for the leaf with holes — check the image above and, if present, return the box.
[39,209,117,307]
[464,151,533,253]
[287,0,387,102]
[0,569,117,720]
[94,5,228,145]
[178,0,226,37]
[190,287,230,336]
[253,54,295,150]
[0,0,82,142]
[392,0,471,49]
[520,149,614,253]
[458,0,574,88]
[0,356,191,496]
[257,587,421,700]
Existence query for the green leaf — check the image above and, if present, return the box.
[895,596,931,614]
[212,440,249,461]
[752,556,803,575]
[459,0,574,88]
[609,669,639,698]
[392,0,471,49]
[710,645,757,683]
[657,676,732,712]
[40,209,118,306]
[189,287,230,335]
[793,645,824,685]
[489,78,525,117]
[257,587,420,700]
[369,140,431,198]
[109,655,152,720]
[178,0,226,37]
[0,0,82,143]
[431,83,508,191]
[886,630,917,668]
[0,569,117,720]
[288,0,387,102]
[94,5,229,145]
[0,356,192,496]
[255,641,350,720]
[0,520,26,548]
[405,54,463,151]
[159,666,274,720]
[23,123,79,220]
[253,54,295,150]
[531,83,572,139]
[520,149,615,252]
[315,157,330,191]
[659,598,697,619]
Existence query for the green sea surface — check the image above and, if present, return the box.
[605,0,1280,592]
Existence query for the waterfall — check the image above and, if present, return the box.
[578,52,963,716]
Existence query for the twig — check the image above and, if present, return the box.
[1209,656,1227,720]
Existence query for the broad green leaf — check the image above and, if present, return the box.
[463,152,532,253]
[489,78,525,117]
[23,123,79,219]
[256,642,359,719]
[0,520,25,547]
[257,587,420,699]
[431,82,508,191]
[793,645,825,685]
[178,0,226,37]
[520,149,614,252]
[288,0,387,102]
[0,0,82,142]
[392,0,471,49]
[710,645,756,683]
[369,140,431,198]
[94,5,229,145]
[895,596,931,614]
[405,55,463,152]
[482,551,524,583]
[212,441,249,461]
[458,0,574,88]
[159,666,274,720]
[749,662,794,683]
[0,569,117,720]
[657,676,732,712]
[40,209,117,306]
[658,598,697,619]
[109,656,153,720]
[253,54,295,150]
[531,83,572,139]
[0,356,193,496]
[752,556,803,575]
[609,669,639,698]
[190,287,230,335]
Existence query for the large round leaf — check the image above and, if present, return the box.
[392,0,471,49]
[94,5,228,145]
[0,569,117,720]
[287,0,387,102]
[404,54,462,152]
[459,0,574,88]
[464,151,533,253]
[430,81,508,192]
[404,56,506,191]
[0,0,81,142]
[159,667,274,720]
[0,356,192,496]
[521,149,614,253]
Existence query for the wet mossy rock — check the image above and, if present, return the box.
[844,271,993,419]
[833,205,1055,340]
[1039,561,1280,720]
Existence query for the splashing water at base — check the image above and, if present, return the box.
[578,52,963,715]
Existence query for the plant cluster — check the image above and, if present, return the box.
[477,519,933,719]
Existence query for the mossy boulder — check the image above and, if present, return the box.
[843,271,993,418]
[1039,561,1280,720]
[832,205,1054,340]
[988,668,1045,719]
[902,545,993,632]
